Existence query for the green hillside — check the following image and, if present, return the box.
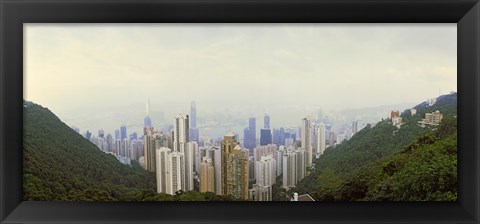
[292,93,457,201]
[23,101,233,201]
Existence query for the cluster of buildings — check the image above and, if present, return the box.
[418,110,444,127]
[74,100,371,201]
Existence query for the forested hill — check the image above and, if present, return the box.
[23,101,233,201]
[293,92,457,201]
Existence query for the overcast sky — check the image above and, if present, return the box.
[24,24,456,130]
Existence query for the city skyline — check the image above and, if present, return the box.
[24,24,456,135]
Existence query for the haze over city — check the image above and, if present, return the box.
[24,24,456,136]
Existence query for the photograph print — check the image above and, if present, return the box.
[23,24,457,201]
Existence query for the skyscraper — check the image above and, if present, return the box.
[282,147,306,188]
[189,101,199,141]
[301,117,312,167]
[260,129,272,146]
[226,145,249,200]
[200,156,215,193]
[260,115,272,146]
[143,127,165,172]
[166,151,185,195]
[156,147,171,194]
[254,154,276,201]
[316,123,326,156]
[264,114,270,129]
[173,115,189,153]
[253,144,277,179]
[184,141,197,191]
[256,155,276,186]
[173,114,192,191]
[220,132,240,196]
[190,101,196,128]
[243,117,256,151]
[213,147,222,195]
[144,99,152,127]
[120,125,127,140]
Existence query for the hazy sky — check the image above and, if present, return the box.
[24,24,456,134]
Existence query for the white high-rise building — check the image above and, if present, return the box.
[253,144,277,179]
[255,154,276,201]
[173,114,196,192]
[173,114,189,153]
[316,123,326,157]
[282,146,306,188]
[166,151,185,195]
[296,148,306,181]
[282,148,297,188]
[301,117,312,167]
[156,147,171,194]
[184,141,197,191]
[256,155,276,187]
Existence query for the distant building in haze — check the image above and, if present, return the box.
[316,123,326,156]
[260,129,272,146]
[189,101,199,141]
[120,125,127,140]
[243,117,256,151]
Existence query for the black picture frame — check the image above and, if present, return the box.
[1,0,479,223]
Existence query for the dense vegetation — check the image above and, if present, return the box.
[23,101,232,201]
[292,93,457,201]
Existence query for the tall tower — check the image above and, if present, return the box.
[264,114,270,129]
[184,141,197,191]
[173,115,189,153]
[156,147,171,193]
[120,125,127,140]
[189,101,199,142]
[166,151,185,195]
[173,114,193,191]
[190,101,196,128]
[301,117,312,167]
[260,115,272,146]
[200,157,215,193]
[226,145,249,200]
[316,123,326,156]
[220,132,240,196]
[243,117,256,151]
[144,99,152,127]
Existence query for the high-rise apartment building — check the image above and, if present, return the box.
[173,115,189,153]
[220,132,240,196]
[255,154,276,190]
[184,141,196,191]
[282,146,306,189]
[156,147,171,194]
[200,157,215,193]
[226,145,249,200]
[301,117,313,167]
[316,123,326,156]
[166,151,185,195]
[173,114,195,191]
[143,127,164,172]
